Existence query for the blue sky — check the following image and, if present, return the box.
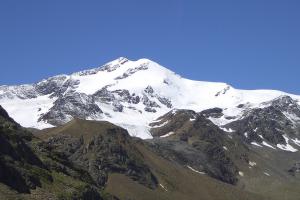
[1,0,300,94]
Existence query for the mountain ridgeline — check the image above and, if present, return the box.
[0,57,300,199]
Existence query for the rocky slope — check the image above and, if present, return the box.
[149,109,244,185]
[0,107,267,200]
[0,106,46,193]
[38,119,158,189]
[220,95,300,151]
[148,109,300,199]
[0,106,119,200]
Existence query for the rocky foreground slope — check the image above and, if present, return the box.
[0,106,300,199]
[0,106,269,200]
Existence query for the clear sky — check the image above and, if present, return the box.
[1,0,300,94]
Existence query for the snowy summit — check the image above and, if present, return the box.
[0,57,300,139]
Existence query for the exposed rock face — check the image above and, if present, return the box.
[200,107,224,118]
[75,58,128,76]
[39,92,102,125]
[215,85,231,97]
[144,86,154,94]
[93,87,115,103]
[41,119,158,189]
[267,95,300,118]
[37,80,172,126]
[149,109,197,137]
[30,64,174,129]
[288,162,300,176]
[226,107,287,144]
[224,96,300,146]
[0,106,149,199]
[0,85,38,99]
[35,75,69,96]
[157,96,172,108]
[115,63,149,80]
[142,95,160,108]
[148,109,246,185]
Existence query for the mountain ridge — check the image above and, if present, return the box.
[1,58,300,199]
[1,57,299,96]
[0,57,300,140]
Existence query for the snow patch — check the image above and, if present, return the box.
[251,142,263,147]
[262,141,276,149]
[277,144,298,152]
[220,127,235,133]
[150,120,169,128]
[190,117,196,121]
[0,94,56,129]
[239,171,244,177]
[159,184,168,192]
[160,131,175,138]
[171,109,177,115]
[264,172,271,176]
[249,161,257,167]
[187,165,205,175]
[276,135,298,152]
[292,138,300,147]
[209,115,237,127]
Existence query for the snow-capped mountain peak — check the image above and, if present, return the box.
[72,57,176,95]
[0,57,300,140]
